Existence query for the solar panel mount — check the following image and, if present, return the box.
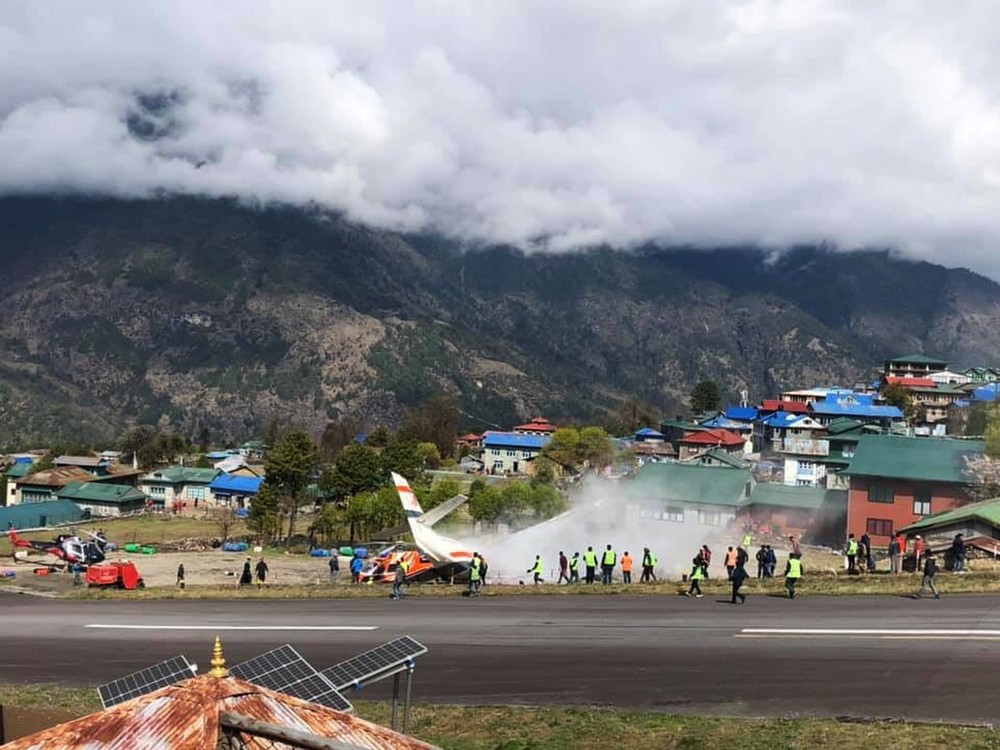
[322,636,428,691]
[230,644,353,712]
[97,655,196,708]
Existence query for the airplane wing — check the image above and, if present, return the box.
[414,494,469,529]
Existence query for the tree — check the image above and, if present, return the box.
[380,435,426,486]
[319,416,365,461]
[197,426,211,454]
[881,383,916,421]
[399,394,460,459]
[689,380,722,414]
[321,444,384,501]
[542,426,614,471]
[366,426,391,448]
[211,507,236,541]
[262,427,319,538]
[986,403,1000,459]
[415,442,441,469]
[419,478,462,512]
[248,482,281,540]
[468,481,502,524]
[530,459,555,487]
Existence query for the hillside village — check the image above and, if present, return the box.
[2,354,1000,558]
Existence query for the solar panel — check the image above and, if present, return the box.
[322,636,428,690]
[97,655,195,708]
[230,644,352,712]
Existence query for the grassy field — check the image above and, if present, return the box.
[62,569,1000,600]
[0,684,997,749]
[0,515,247,557]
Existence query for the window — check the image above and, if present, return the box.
[506,450,516,457]
[665,507,685,523]
[698,509,723,526]
[913,499,932,516]
[148,485,166,496]
[868,484,895,504]
[187,486,206,501]
[491,449,500,456]
[866,518,893,537]
[842,446,855,458]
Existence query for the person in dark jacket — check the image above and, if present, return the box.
[254,557,269,587]
[766,546,778,578]
[951,534,966,572]
[916,551,941,599]
[239,557,253,587]
[860,533,875,572]
[731,559,748,604]
[755,546,767,579]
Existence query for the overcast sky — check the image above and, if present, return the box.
[4,1,1000,275]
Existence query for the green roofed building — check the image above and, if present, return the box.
[57,482,148,517]
[139,466,219,510]
[843,435,983,546]
[629,463,753,527]
[0,499,84,530]
[898,498,1000,543]
[742,483,847,546]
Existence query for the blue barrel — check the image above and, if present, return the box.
[353,547,368,559]
[310,549,331,557]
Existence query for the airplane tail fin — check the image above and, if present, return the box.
[391,472,424,519]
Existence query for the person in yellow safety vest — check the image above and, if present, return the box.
[846,533,859,575]
[641,547,658,583]
[468,553,482,597]
[742,531,753,548]
[569,552,581,583]
[785,553,803,599]
[621,551,633,584]
[583,546,598,584]
[685,550,705,597]
[601,544,617,585]
[527,554,544,584]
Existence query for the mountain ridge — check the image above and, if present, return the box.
[0,196,996,447]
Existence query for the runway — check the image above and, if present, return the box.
[1,591,998,723]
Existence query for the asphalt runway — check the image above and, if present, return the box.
[1,591,999,722]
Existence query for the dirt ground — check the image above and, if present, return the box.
[0,549,348,593]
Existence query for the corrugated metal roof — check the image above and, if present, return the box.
[899,498,1000,534]
[13,466,94,487]
[0,499,84,530]
[887,354,949,365]
[481,432,551,450]
[1,675,436,750]
[57,481,148,504]
[54,455,105,468]
[678,428,744,446]
[210,473,263,494]
[844,435,984,484]
[144,467,220,484]
[630,463,752,507]
[746,483,832,510]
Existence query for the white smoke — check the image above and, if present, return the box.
[478,477,746,583]
[5,2,1000,276]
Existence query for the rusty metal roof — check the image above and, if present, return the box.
[13,466,94,487]
[1,675,437,750]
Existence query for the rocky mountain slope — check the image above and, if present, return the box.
[0,196,998,447]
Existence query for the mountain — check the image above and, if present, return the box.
[0,196,998,447]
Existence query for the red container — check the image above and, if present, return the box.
[85,561,144,590]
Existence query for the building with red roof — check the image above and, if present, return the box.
[759,399,809,414]
[677,428,746,461]
[513,417,558,434]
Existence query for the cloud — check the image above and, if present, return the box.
[4,1,1000,275]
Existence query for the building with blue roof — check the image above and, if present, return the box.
[724,406,759,422]
[481,432,551,474]
[209,473,263,509]
[808,392,903,426]
[634,427,665,441]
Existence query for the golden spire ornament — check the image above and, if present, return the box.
[209,636,229,678]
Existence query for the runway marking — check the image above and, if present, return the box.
[85,624,378,631]
[738,628,1000,640]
